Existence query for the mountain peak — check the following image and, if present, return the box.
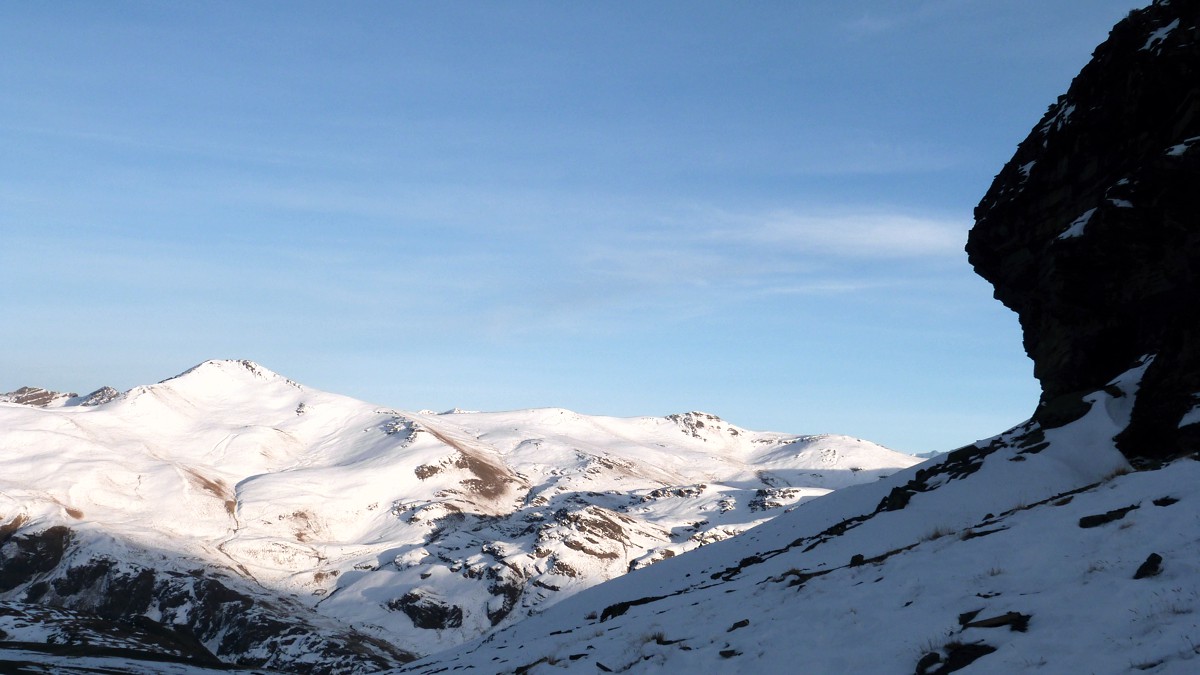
[0,386,77,407]
[164,358,279,381]
[157,359,301,392]
[666,411,741,440]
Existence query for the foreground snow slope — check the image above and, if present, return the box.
[398,362,1200,674]
[0,360,917,669]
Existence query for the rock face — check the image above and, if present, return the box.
[967,0,1200,460]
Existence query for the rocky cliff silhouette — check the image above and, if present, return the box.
[968,0,1200,461]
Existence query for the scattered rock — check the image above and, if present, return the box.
[1133,553,1163,579]
[916,652,942,674]
[962,611,1031,632]
[960,527,1007,541]
[1078,504,1140,528]
[957,609,982,626]
[916,641,998,675]
[599,594,670,622]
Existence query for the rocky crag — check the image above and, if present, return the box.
[967,0,1200,460]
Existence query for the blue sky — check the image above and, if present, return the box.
[2,1,1142,453]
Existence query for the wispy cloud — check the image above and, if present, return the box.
[706,210,966,259]
[840,1,977,41]
[843,12,899,39]
[447,204,972,337]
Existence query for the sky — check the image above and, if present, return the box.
[1,1,1144,454]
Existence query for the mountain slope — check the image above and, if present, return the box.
[0,360,916,672]
[397,364,1200,674]
[395,1,1200,672]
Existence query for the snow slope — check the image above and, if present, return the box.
[396,361,1200,674]
[0,360,917,670]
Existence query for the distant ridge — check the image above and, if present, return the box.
[0,360,917,672]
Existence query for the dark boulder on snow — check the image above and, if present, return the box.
[915,641,998,675]
[1133,552,1164,579]
[967,0,1200,460]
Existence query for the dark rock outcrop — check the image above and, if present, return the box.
[0,387,76,407]
[967,0,1200,460]
[0,526,416,674]
[0,526,71,593]
[79,386,121,406]
[388,589,464,630]
[0,385,120,407]
[0,600,223,667]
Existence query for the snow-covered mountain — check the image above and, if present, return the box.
[6,2,1199,673]
[392,2,1200,672]
[0,359,917,672]
[398,361,1200,674]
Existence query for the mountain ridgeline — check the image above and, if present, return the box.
[967,0,1200,460]
[0,360,917,673]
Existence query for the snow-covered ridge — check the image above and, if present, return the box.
[0,360,918,671]
[397,361,1200,674]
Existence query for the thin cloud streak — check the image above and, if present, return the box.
[701,210,966,259]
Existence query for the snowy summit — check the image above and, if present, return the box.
[0,359,917,672]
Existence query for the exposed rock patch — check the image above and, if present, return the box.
[0,526,70,593]
[0,387,76,407]
[388,590,464,630]
[0,527,416,673]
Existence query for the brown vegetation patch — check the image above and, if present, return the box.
[0,514,29,541]
[181,469,237,516]
[414,464,441,480]
[455,453,514,500]
[418,426,524,501]
[276,509,319,541]
[313,570,340,584]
